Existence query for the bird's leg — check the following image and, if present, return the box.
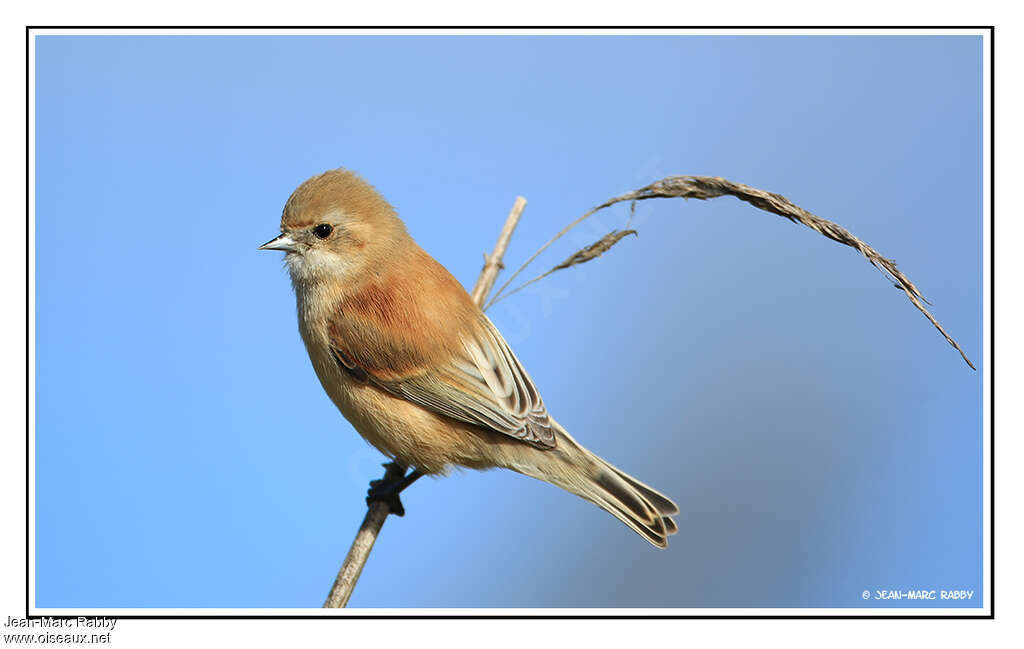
[366,462,424,517]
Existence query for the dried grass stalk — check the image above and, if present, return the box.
[494,229,638,303]
[487,175,974,370]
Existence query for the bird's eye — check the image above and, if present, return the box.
[313,223,333,239]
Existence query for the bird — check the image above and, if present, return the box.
[259,168,679,548]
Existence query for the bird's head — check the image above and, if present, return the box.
[259,168,408,286]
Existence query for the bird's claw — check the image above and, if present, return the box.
[365,462,421,517]
[366,487,406,516]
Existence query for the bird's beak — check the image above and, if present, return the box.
[258,233,297,252]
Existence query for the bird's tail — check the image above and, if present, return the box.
[508,419,679,548]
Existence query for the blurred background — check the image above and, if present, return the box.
[34,33,984,609]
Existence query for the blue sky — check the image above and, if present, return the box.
[34,34,984,609]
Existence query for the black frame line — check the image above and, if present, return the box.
[24,25,995,618]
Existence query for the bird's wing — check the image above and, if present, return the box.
[329,315,556,449]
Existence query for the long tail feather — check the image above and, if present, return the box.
[508,419,679,548]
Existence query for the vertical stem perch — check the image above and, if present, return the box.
[472,196,527,306]
[323,196,527,608]
[322,502,390,608]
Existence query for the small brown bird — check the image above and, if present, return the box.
[260,169,679,547]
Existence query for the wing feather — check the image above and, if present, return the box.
[330,314,556,449]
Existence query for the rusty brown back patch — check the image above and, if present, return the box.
[325,244,480,383]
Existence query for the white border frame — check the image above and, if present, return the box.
[26,26,993,618]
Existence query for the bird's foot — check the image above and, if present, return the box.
[366,462,423,517]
